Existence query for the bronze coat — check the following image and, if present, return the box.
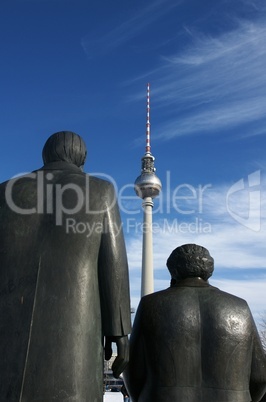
[0,162,131,401]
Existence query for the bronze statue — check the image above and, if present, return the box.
[125,243,266,402]
[0,131,131,401]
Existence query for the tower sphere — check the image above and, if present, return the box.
[134,172,162,199]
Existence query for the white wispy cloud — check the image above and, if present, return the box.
[81,0,181,59]
[130,18,266,141]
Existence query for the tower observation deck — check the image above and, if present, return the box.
[134,83,162,297]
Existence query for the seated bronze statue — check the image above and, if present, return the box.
[125,243,266,402]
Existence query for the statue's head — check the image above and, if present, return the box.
[167,243,214,282]
[42,131,87,169]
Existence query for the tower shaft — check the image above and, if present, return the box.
[141,197,154,297]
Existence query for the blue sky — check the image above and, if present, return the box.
[1,0,266,327]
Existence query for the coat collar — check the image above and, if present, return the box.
[38,161,84,173]
[172,277,210,288]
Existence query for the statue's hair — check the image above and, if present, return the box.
[42,131,87,168]
[166,243,214,281]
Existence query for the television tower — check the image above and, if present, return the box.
[134,83,162,297]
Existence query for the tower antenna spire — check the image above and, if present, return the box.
[134,83,162,297]
[146,82,151,155]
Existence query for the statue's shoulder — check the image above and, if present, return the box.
[86,174,116,195]
[139,288,172,308]
[207,286,252,319]
[211,286,248,306]
[88,174,114,187]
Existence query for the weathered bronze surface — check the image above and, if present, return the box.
[125,244,266,402]
[0,131,131,401]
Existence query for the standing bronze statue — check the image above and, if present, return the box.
[0,131,131,401]
[125,244,266,402]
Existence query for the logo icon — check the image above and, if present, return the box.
[226,170,261,231]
